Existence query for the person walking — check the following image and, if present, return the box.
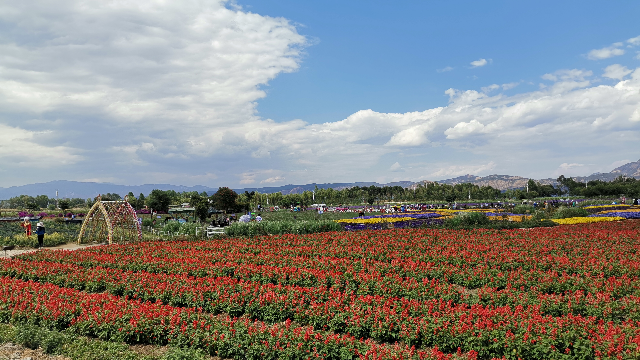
[35,221,45,249]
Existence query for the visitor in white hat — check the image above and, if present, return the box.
[35,222,46,249]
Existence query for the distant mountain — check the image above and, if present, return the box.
[1,159,638,199]
[0,180,416,199]
[436,174,530,190]
[432,159,640,190]
[611,159,640,177]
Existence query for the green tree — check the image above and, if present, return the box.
[190,194,210,223]
[138,193,146,210]
[146,190,171,212]
[58,199,70,212]
[212,187,238,213]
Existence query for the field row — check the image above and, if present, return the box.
[2,272,640,359]
[21,222,640,278]
[0,276,469,360]
[17,223,640,298]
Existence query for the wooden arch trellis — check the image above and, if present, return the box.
[78,196,142,244]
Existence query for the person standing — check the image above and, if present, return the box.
[20,217,32,236]
[35,222,45,249]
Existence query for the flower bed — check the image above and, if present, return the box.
[6,221,640,358]
[551,216,625,225]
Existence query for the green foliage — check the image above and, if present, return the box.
[58,199,71,212]
[552,206,589,219]
[161,221,199,235]
[1,232,68,248]
[211,187,239,213]
[224,220,341,236]
[438,212,556,230]
[512,204,535,214]
[0,323,153,360]
[190,193,210,223]
[445,212,491,227]
[161,347,207,360]
[146,190,172,212]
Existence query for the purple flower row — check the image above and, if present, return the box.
[484,212,521,217]
[342,218,444,231]
[589,211,640,219]
[354,212,443,220]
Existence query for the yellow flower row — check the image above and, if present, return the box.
[550,216,624,225]
[336,217,416,224]
[584,204,631,210]
[595,208,640,214]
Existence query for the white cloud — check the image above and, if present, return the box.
[444,120,485,139]
[542,69,593,82]
[628,36,640,47]
[1,3,640,188]
[587,43,625,60]
[437,66,453,73]
[502,82,519,90]
[481,84,500,93]
[389,162,403,172]
[603,64,633,80]
[261,176,285,184]
[559,163,584,170]
[470,58,489,67]
[0,124,82,167]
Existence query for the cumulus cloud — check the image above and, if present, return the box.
[444,120,485,139]
[437,66,453,73]
[1,3,640,188]
[470,58,489,67]
[603,64,633,80]
[628,36,640,47]
[389,162,403,172]
[587,43,625,60]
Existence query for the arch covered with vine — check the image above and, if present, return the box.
[78,196,142,244]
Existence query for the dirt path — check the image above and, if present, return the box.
[0,342,69,360]
[0,243,101,258]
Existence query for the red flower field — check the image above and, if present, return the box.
[3,221,640,359]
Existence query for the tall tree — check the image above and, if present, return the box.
[146,190,171,212]
[212,187,238,213]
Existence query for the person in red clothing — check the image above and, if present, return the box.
[20,217,32,236]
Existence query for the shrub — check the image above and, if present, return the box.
[512,204,535,215]
[552,206,589,219]
[1,232,68,248]
[225,220,341,237]
[445,212,491,227]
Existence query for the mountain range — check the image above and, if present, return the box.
[1,159,638,199]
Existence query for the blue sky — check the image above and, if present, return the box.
[0,0,639,189]
[244,1,640,122]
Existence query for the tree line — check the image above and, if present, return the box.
[2,175,638,215]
